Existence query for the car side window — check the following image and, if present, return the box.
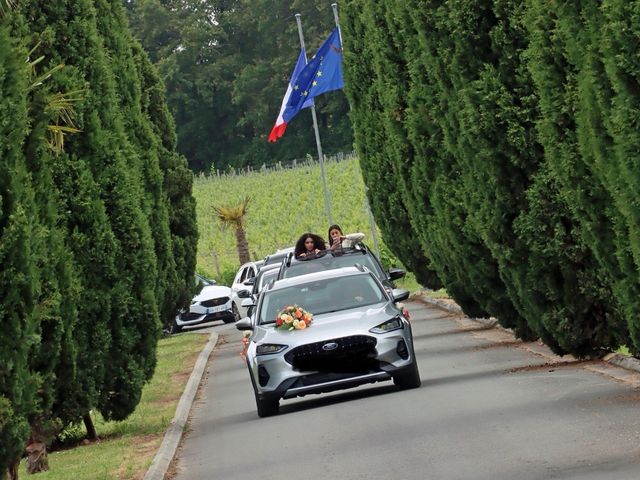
[236,267,247,285]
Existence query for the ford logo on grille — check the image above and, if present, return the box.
[322,342,338,351]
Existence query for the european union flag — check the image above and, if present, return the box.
[282,28,344,124]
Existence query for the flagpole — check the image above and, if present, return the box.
[294,13,333,226]
[331,3,343,45]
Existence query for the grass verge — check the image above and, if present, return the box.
[419,287,450,299]
[396,272,422,294]
[20,333,210,480]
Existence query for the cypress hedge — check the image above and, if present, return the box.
[1,1,196,474]
[22,0,160,421]
[0,20,38,474]
[94,0,183,331]
[590,0,640,353]
[341,0,640,355]
[21,78,80,453]
[341,0,442,289]
[525,0,630,354]
[134,42,199,325]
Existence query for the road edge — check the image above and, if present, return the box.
[413,292,640,375]
[144,330,220,480]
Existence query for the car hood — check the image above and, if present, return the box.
[255,302,400,344]
[193,285,231,301]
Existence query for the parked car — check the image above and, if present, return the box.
[236,265,419,417]
[236,263,283,319]
[262,247,294,269]
[230,261,261,318]
[170,274,238,334]
[278,243,405,291]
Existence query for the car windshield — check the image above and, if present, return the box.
[195,274,214,286]
[258,274,386,325]
[283,251,385,282]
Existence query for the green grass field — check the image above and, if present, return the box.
[194,157,378,279]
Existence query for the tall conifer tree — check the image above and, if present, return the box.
[0,19,38,476]
[20,66,80,472]
[21,0,160,421]
[525,0,630,354]
[341,0,441,289]
[135,43,198,321]
[93,0,180,329]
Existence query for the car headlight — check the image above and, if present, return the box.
[369,316,404,334]
[256,344,288,356]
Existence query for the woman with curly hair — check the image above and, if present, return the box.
[294,232,326,258]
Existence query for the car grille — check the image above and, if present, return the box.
[284,335,378,372]
[200,297,229,308]
[179,311,203,321]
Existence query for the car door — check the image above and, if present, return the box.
[232,263,257,318]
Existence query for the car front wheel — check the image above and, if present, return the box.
[223,306,237,324]
[393,361,421,389]
[169,319,183,335]
[249,365,279,417]
[255,391,279,418]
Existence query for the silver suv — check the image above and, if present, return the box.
[236,265,420,417]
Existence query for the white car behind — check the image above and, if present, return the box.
[170,275,238,333]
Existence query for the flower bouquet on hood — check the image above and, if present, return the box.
[275,305,313,331]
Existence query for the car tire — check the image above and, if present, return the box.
[232,303,241,322]
[248,364,279,417]
[223,306,237,324]
[255,391,279,418]
[169,319,183,335]
[393,361,421,389]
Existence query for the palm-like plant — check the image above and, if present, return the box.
[27,48,82,152]
[214,196,251,265]
[0,0,17,17]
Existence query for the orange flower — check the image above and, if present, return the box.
[275,305,313,330]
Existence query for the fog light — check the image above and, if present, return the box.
[258,365,270,386]
[396,340,409,359]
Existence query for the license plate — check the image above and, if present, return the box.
[207,304,227,314]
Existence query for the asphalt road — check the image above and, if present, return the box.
[172,301,640,480]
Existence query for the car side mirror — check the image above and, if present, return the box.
[243,277,256,286]
[241,298,255,308]
[236,317,253,330]
[237,289,252,299]
[392,288,410,302]
[388,268,406,281]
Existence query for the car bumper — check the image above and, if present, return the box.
[176,310,235,327]
[250,329,416,400]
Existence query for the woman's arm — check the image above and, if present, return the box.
[344,232,365,243]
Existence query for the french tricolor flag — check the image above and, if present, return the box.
[268,49,313,143]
